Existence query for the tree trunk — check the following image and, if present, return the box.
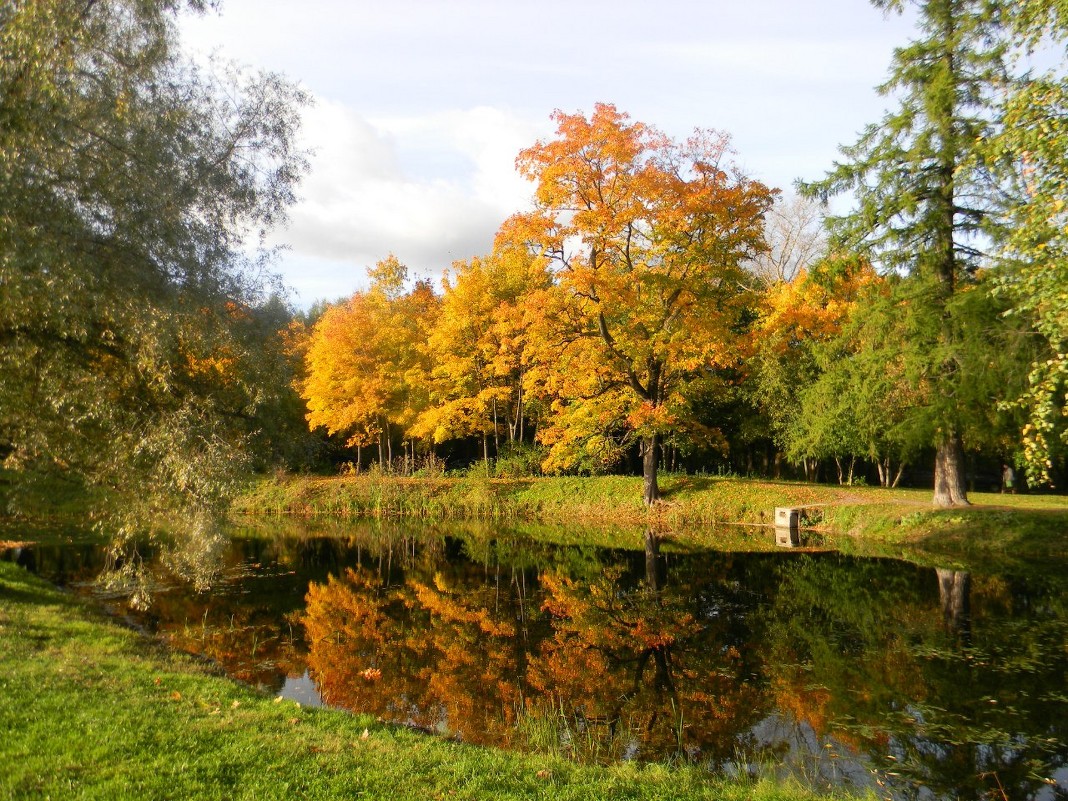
[483,434,491,477]
[933,432,969,507]
[492,398,500,451]
[509,384,519,443]
[891,462,905,488]
[642,434,661,506]
[517,376,524,444]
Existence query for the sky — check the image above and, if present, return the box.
[178,0,921,307]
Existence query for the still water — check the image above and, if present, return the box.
[5,520,1067,800]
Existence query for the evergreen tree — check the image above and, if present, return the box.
[802,0,1012,506]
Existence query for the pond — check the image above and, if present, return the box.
[4,519,1067,800]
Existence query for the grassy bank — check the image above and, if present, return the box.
[234,473,1068,561]
[232,472,889,525]
[0,560,851,801]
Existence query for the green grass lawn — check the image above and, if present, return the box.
[0,560,859,801]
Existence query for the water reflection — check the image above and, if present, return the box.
[4,521,1067,800]
[937,568,971,641]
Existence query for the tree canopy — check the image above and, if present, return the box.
[986,1,1068,482]
[0,0,308,535]
[505,104,774,504]
[301,257,439,466]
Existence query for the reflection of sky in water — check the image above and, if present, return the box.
[5,523,1067,801]
[278,670,323,708]
[749,714,881,796]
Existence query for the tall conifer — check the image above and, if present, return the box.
[803,0,1011,506]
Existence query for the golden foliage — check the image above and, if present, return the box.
[300,256,439,448]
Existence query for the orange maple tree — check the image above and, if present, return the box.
[504,104,774,503]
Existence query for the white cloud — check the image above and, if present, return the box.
[264,98,543,303]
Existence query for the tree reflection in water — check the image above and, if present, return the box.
[301,530,767,761]
[761,557,1068,800]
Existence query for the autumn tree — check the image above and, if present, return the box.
[748,254,882,482]
[0,0,308,532]
[410,247,550,470]
[785,275,925,487]
[301,256,439,468]
[784,263,1036,489]
[508,104,774,505]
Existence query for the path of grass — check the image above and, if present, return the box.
[0,560,856,801]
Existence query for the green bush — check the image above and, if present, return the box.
[493,444,549,479]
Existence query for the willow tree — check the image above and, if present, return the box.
[0,0,308,533]
[802,0,1013,507]
[509,104,773,505]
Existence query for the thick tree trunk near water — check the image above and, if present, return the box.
[642,434,661,506]
[933,432,970,507]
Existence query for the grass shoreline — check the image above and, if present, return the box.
[0,559,851,801]
[234,473,1068,563]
